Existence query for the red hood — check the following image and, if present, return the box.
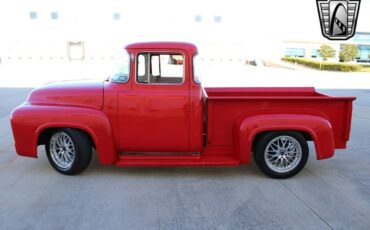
[27,80,104,110]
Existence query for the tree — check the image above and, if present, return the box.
[339,44,359,62]
[318,44,336,61]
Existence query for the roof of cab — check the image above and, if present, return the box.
[125,42,198,54]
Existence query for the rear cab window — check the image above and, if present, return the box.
[193,54,202,84]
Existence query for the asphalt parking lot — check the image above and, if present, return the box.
[0,88,369,230]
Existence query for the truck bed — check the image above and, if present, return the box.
[205,87,355,150]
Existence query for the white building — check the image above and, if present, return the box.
[0,0,369,64]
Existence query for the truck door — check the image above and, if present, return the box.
[118,51,190,152]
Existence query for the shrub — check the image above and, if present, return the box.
[339,44,359,62]
[318,45,336,61]
[281,57,361,72]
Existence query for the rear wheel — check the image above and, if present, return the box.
[46,128,92,175]
[254,131,308,179]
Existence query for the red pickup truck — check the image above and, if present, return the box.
[10,42,356,178]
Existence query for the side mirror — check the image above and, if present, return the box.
[112,73,129,83]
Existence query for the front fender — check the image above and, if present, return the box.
[233,114,335,164]
[11,104,117,164]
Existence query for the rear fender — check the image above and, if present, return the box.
[233,114,335,163]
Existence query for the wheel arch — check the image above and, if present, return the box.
[37,126,95,148]
[251,130,313,152]
[233,114,335,164]
[35,121,117,165]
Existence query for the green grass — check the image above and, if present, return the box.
[281,57,365,72]
[359,65,370,72]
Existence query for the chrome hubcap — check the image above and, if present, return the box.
[264,136,302,173]
[50,132,75,169]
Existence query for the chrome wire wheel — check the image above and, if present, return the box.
[49,132,76,170]
[264,135,302,173]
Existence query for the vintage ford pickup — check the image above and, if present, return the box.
[10,42,356,178]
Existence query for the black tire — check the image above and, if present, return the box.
[254,131,308,179]
[46,128,92,175]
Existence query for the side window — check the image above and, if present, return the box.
[137,53,148,83]
[151,55,160,76]
[136,53,184,84]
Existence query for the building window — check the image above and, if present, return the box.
[354,32,370,44]
[214,16,221,23]
[357,45,370,62]
[51,12,58,20]
[195,15,202,22]
[29,12,37,20]
[113,13,121,20]
[311,49,320,58]
[285,48,305,57]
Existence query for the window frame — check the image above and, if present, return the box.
[135,51,186,86]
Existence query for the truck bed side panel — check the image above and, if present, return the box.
[207,98,353,147]
[205,88,355,161]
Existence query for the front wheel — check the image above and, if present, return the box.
[254,131,309,179]
[46,128,92,175]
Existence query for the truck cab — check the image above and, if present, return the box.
[114,43,203,154]
[10,42,356,178]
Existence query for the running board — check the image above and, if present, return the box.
[120,151,200,156]
[115,155,240,167]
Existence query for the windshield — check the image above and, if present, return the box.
[110,51,130,83]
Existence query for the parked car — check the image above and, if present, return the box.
[10,42,356,178]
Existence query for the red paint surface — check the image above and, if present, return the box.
[10,42,356,167]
